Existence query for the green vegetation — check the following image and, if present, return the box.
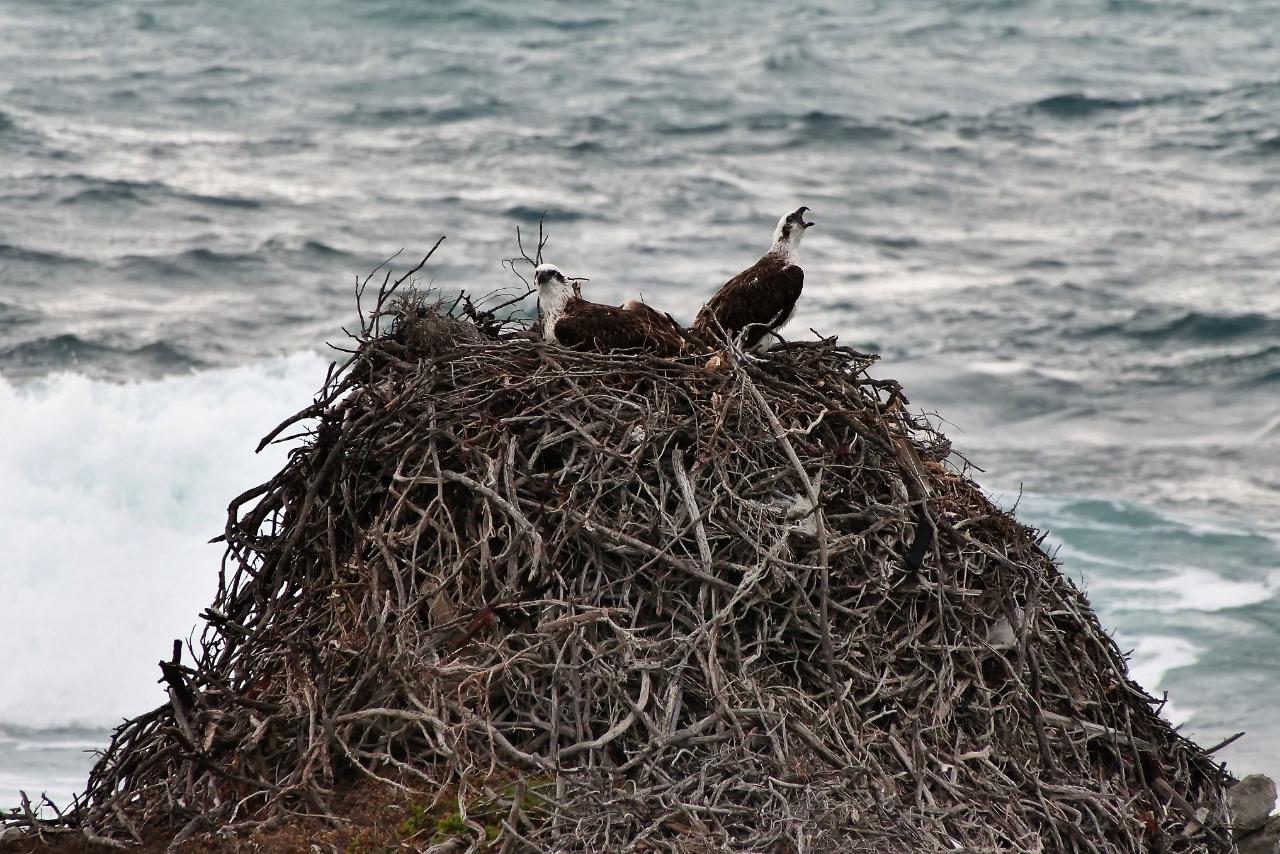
[359,775,556,851]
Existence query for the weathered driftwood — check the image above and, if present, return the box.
[2,246,1233,851]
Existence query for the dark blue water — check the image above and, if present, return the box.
[2,0,1277,805]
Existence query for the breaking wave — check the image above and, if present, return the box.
[0,353,326,732]
[0,335,202,378]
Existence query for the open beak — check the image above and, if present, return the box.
[796,206,815,228]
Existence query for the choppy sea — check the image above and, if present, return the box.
[2,0,1278,807]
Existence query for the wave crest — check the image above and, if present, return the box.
[0,354,326,730]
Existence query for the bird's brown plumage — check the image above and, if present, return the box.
[552,297,684,356]
[692,254,803,349]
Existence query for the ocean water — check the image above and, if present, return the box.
[1,0,1277,808]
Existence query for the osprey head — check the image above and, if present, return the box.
[535,263,575,339]
[534,263,568,288]
[772,206,815,248]
[535,263,577,300]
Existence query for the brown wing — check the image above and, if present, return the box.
[622,302,685,355]
[554,300,682,356]
[693,257,803,348]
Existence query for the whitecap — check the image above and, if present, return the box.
[1092,566,1280,613]
[1125,635,1201,725]
[0,353,326,731]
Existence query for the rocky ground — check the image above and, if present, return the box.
[1232,774,1280,854]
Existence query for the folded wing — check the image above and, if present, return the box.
[554,301,683,356]
[693,258,803,349]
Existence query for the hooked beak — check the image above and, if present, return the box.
[796,206,815,228]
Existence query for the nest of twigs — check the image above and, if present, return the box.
[4,249,1233,852]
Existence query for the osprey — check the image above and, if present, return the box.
[693,206,814,351]
[535,264,683,356]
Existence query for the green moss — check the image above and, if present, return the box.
[516,775,555,817]
[434,811,467,838]
[390,776,556,849]
[395,801,431,838]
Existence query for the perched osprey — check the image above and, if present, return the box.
[693,206,814,351]
[535,264,683,356]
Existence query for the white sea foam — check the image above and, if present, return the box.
[0,353,328,731]
[1126,635,1201,725]
[1093,567,1280,613]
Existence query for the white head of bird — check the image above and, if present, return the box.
[770,206,815,259]
[535,263,575,337]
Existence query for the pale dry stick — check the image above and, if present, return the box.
[737,365,837,697]
[670,447,714,573]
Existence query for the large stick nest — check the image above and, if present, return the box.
[7,254,1233,851]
